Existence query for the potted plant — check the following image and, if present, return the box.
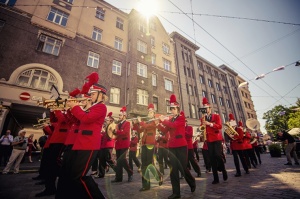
[269,143,282,157]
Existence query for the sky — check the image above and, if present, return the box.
[105,0,300,133]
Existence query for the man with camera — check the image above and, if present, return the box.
[2,129,27,174]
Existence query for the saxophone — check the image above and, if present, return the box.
[224,122,239,140]
[199,114,207,141]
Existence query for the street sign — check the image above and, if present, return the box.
[19,92,30,101]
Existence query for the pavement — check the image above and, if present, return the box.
[0,153,300,199]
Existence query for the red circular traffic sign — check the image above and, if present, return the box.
[19,92,31,101]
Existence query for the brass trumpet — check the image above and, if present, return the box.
[37,97,88,107]
[32,123,45,128]
[37,118,50,123]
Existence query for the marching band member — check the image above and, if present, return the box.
[200,97,227,184]
[157,94,195,199]
[112,106,133,183]
[96,112,117,178]
[129,130,141,172]
[157,130,170,175]
[192,137,199,162]
[66,72,107,199]
[242,123,258,168]
[228,114,249,177]
[137,103,163,191]
[185,120,201,177]
[250,130,262,164]
[36,107,68,197]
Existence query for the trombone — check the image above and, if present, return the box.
[37,97,88,107]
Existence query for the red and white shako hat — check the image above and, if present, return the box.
[120,106,127,116]
[170,94,179,108]
[202,97,210,108]
[69,88,81,98]
[228,113,237,126]
[106,112,114,121]
[238,121,243,127]
[81,72,107,95]
[148,103,155,111]
[229,113,235,121]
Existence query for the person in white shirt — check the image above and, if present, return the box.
[2,130,27,174]
[0,130,14,166]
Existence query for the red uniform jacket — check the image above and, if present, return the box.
[200,114,223,143]
[71,102,107,150]
[130,136,139,151]
[115,120,130,150]
[193,139,198,149]
[64,109,80,146]
[157,131,170,148]
[43,125,54,149]
[251,133,258,147]
[157,114,187,148]
[185,125,194,150]
[230,126,245,150]
[139,121,157,145]
[202,140,208,150]
[49,110,68,144]
[101,131,115,149]
[243,132,253,150]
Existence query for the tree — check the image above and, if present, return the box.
[288,98,300,129]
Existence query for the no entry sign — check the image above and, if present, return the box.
[19,92,31,101]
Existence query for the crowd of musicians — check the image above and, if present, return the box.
[30,72,262,199]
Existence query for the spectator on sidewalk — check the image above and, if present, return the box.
[277,130,299,165]
[0,129,13,166]
[2,130,27,174]
[27,134,36,163]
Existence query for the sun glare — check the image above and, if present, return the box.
[136,0,159,18]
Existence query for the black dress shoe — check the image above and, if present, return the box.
[284,162,292,165]
[35,181,45,185]
[212,180,219,184]
[168,194,181,199]
[222,170,228,181]
[159,176,163,186]
[139,187,150,191]
[35,190,56,197]
[295,162,300,165]
[191,185,196,192]
[128,175,133,182]
[111,179,122,183]
[32,175,43,180]
[234,173,241,177]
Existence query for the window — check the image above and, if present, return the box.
[188,85,193,95]
[137,62,147,78]
[222,113,226,123]
[114,37,123,51]
[194,86,198,96]
[137,89,148,105]
[199,75,204,84]
[230,76,235,86]
[110,87,120,104]
[214,70,219,78]
[233,90,238,98]
[219,97,223,106]
[151,37,155,47]
[208,79,213,88]
[197,61,203,70]
[116,17,124,30]
[164,79,173,91]
[211,94,216,104]
[16,69,58,91]
[207,66,212,75]
[163,59,171,71]
[226,99,231,108]
[151,53,156,65]
[216,83,220,91]
[162,43,170,55]
[112,60,122,75]
[47,7,69,26]
[137,40,147,54]
[153,96,158,111]
[87,51,99,68]
[92,27,102,42]
[223,86,227,94]
[191,69,195,79]
[64,0,74,3]
[245,93,248,98]
[184,66,187,76]
[237,103,241,111]
[138,21,146,33]
[37,34,62,56]
[191,104,196,118]
[166,100,170,113]
[152,73,157,86]
[96,7,105,20]
[187,68,191,77]
[0,19,5,32]
[202,91,207,97]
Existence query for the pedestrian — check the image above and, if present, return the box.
[2,129,27,174]
[27,134,36,163]
[277,130,299,165]
[0,129,13,166]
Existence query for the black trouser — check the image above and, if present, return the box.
[115,148,133,181]
[96,148,115,177]
[245,148,257,167]
[129,150,141,171]
[141,145,162,189]
[193,148,199,161]
[232,150,249,174]
[0,145,12,166]
[207,141,226,182]
[168,146,195,196]
[158,147,169,174]
[188,149,201,175]
[44,143,65,193]
[39,147,50,178]
[69,150,105,199]
[253,146,262,163]
[202,149,211,171]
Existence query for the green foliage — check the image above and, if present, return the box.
[288,111,300,129]
[268,143,281,152]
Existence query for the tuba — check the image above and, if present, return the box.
[224,121,239,140]
[245,118,260,131]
